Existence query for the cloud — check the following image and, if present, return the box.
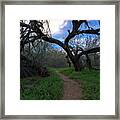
[49,20,65,34]
[59,21,67,29]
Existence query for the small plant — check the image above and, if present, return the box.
[20,69,63,100]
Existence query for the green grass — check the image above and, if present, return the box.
[58,67,100,100]
[20,69,63,100]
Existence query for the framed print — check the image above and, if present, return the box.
[0,0,119,119]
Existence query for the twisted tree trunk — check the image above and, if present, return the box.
[73,61,81,71]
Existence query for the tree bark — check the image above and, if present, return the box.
[66,55,71,67]
[68,61,71,67]
[86,54,92,70]
[73,61,81,71]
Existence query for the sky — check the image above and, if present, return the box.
[48,20,100,49]
[49,20,72,42]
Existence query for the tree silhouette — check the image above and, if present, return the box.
[20,20,100,71]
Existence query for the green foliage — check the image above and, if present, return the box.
[45,49,68,68]
[59,68,100,100]
[20,69,63,100]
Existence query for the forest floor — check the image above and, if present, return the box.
[21,68,100,100]
[56,71,82,100]
[57,68,100,100]
[20,69,63,100]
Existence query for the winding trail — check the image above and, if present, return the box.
[57,72,82,100]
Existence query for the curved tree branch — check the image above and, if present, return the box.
[64,20,100,46]
[77,28,100,35]
[77,47,100,59]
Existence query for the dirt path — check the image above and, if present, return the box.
[57,72,82,100]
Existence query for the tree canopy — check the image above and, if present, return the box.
[20,20,100,71]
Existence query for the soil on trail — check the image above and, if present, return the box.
[57,72,82,100]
